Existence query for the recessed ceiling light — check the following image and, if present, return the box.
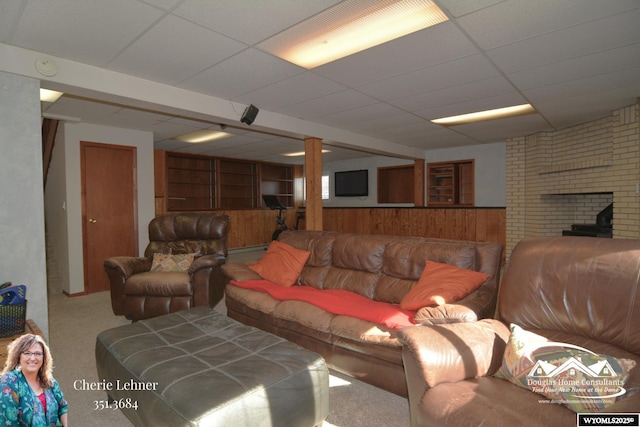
[258,0,448,69]
[40,88,63,103]
[431,104,537,126]
[173,129,233,143]
[283,149,331,157]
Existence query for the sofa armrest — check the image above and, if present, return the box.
[104,256,151,316]
[413,304,479,324]
[104,256,151,279]
[221,262,264,282]
[188,254,225,274]
[398,319,509,389]
[188,255,227,308]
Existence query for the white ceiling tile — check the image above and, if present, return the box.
[234,72,346,111]
[534,84,640,129]
[451,113,552,141]
[0,0,26,42]
[179,48,303,99]
[508,43,640,90]
[523,67,640,104]
[435,0,503,18]
[11,0,164,66]
[275,90,378,119]
[313,21,477,87]
[456,0,640,50]
[317,103,406,129]
[139,0,184,11]
[487,8,640,73]
[174,0,342,45]
[109,15,246,85]
[390,76,517,113]
[357,54,500,101]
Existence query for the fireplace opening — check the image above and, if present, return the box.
[562,203,613,238]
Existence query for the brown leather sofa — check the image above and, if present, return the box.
[222,230,503,396]
[104,212,230,321]
[399,236,640,426]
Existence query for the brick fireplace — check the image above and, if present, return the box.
[506,101,640,257]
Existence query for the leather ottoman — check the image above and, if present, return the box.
[95,307,329,426]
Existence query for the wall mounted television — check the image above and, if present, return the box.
[334,169,368,197]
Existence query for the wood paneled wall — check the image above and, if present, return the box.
[323,207,505,245]
[218,209,300,249]
[220,207,506,260]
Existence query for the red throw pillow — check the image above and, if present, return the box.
[249,240,311,287]
[400,261,489,310]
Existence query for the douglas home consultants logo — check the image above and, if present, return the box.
[526,342,628,401]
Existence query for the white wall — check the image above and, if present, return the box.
[0,72,49,337]
[44,122,155,295]
[425,141,506,207]
[323,156,413,207]
[323,142,506,208]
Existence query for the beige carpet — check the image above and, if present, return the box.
[46,251,410,426]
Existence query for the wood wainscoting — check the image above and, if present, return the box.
[219,207,506,264]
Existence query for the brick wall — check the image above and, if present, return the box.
[506,100,640,258]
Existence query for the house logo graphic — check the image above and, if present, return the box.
[526,342,628,400]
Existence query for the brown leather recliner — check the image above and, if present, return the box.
[398,236,640,426]
[104,212,230,321]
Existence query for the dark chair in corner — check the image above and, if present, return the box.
[104,212,230,321]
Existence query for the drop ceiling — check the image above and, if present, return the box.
[2,0,639,164]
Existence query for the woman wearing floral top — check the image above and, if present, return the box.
[0,333,68,426]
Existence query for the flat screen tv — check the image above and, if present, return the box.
[335,169,368,197]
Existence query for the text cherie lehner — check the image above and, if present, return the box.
[74,378,158,391]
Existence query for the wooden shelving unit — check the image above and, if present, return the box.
[218,159,258,209]
[261,163,294,208]
[155,151,295,213]
[166,153,216,211]
[427,160,474,206]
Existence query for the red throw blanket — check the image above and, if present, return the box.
[230,280,416,329]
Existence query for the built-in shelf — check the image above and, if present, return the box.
[154,150,296,213]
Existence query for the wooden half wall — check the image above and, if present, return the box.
[220,207,506,262]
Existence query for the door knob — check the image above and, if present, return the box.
[89,218,97,223]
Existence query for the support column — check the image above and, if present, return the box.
[304,137,323,231]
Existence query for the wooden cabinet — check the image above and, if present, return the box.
[155,151,295,212]
[427,160,474,206]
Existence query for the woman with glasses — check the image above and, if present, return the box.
[0,333,68,426]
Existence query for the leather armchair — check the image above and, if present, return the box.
[398,236,640,426]
[104,212,230,321]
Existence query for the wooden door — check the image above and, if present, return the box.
[81,142,138,293]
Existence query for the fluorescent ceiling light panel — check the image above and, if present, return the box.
[40,88,63,102]
[258,0,448,69]
[173,129,233,143]
[284,149,331,157]
[431,104,537,126]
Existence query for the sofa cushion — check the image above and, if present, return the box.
[400,261,489,310]
[376,241,477,303]
[495,324,637,413]
[150,253,195,272]
[249,240,310,287]
[278,231,336,290]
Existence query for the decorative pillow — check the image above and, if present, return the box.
[249,240,311,287]
[150,253,195,272]
[400,261,489,310]
[495,324,636,413]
